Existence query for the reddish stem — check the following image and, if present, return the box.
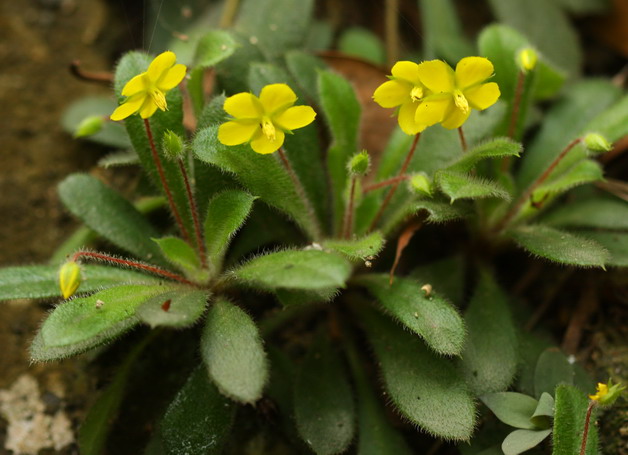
[579,401,596,455]
[363,174,411,193]
[458,127,468,152]
[69,60,113,84]
[494,137,583,233]
[508,70,526,140]
[369,133,421,231]
[343,176,357,239]
[178,159,207,268]
[72,251,195,286]
[143,119,191,244]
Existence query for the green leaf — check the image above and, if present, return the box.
[318,70,361,232]
[338,27,385,64]
[419,0,474,61]
[97,150,139,168]
[530,392,555,429]
[152,236,201,274]
[532,159,604,200]
[585,93,628,143]
[534,348,575,398]
[517,79,620,189]
[62,96,131,148]
[203,190,256,272]
[31,284,168,361]
[356,274,465,356]
[136,289,209,328]
[445,138,522,174]
[285,51,328,103]
[0,265,160,301]
[231,249,352,291]
[59,174,166,264]
[542,196,628,230]
[411,255,465,306]
[201,300,268,403]
[462,101,509,147]
[581,231,628,267]
[322,232,385,261]
[78,334,151,455]
[161,366,235,455]
[436,171,511,203]
[508,225,609,268]
[193,29,238,68]
[460,270,518,395]
[274,287,339,307]
[480,392,539,430]
[294,334,355,455]
[552,385,599,455]
[359,306,476,440]
[193,125,319,239]
[415,198,474,224]
[502,429,552,455]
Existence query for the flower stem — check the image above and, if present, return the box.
[493,137,583,233]
[71,250,195,286]
[369,133,421,232]
[458,127,467,152]
[342,176,358,239]
[143,119,191,244]
[508,70,526,140]
[579,400,597,455]
[177,159,207,268]
[277,147,322,240]
[363,174,411,193]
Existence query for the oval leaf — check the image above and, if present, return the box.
[480,392,539,430]
[322,232,385,261]
[436,171,511,203]
[502,429,552,455]
[137,289,209,328]
[153,236,201,273]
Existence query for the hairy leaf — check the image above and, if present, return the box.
[582,231,628,267]
[542,196,628,230]
[552,385,598,455]
[137,289,209,328]
[152,236,201,274]
[445,138,522,173]
[436,171,511,203]
[322,232,385,261]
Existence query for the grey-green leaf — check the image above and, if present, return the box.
[508,225,609,268]
[356,274,465,356]
[231,249,352,291]
[460,270,518,395]
[530,392,554,429]
[322,232,385,261]
[201,300,268,403]
[534,348,574,398]
[137,289,209,328]
[58,174,165,265]
[161,366,235,455]
[480,392,539,430]
[62,96,131,148]
[194,29,238,68]
[502,429,552,455]
[419,0,474,61]
[294,334,355,455]
[582,231,628,267]
[436,171,511,203]
[542,196,628,230]
[338,27,385,64]
[359,306,476,440]
[552,385,599,455]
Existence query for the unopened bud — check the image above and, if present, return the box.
[74,116,104,138]
[517,48,538,73]
[163,130,185,158]
[59,261,81,299]
[584,132,612,153]
[347,150,371,176]
[408,173,432,196]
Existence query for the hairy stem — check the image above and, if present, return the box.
[363,174,411,193]
[579,401,596,455]
[508,70,526,140]
[343,176,357,239]
[178,159,207,268]
[458,127,467,152]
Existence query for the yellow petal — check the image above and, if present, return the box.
[391,61,421,85]
[273,105,316,131]
[455,57,494,90]
[259,83,297,115]
[417,60,455,93]
[415,96,452,126]
[464,82,501,110]
[218,120,259,145]
[110,94,145,120]
[224,92,263,119]
[441,104,471,129]
[250,128,285,154]
[121,73,148,96]
[157,63,187,91]
[373,79,411,108]
[397,101,425,135]
[139,98,159,119]
[147,51,176,81]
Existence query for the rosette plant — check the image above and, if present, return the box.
[2,0,627,454]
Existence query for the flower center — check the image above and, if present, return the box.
[150,89,168,111]
[410,86,424,102]
[453,89,469,113]
[261,118,276,141]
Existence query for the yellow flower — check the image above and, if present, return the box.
[218,83,316,155]
[59,261,81,299]
[111,51,187,121]
[589,380,625,406]
[589,382,608,401]
[372,61,428,135]
[414,57,500,129]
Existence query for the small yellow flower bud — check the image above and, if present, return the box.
[347,150,371,176]
[517,48,538,73]
[74,116,104,138]
[584,132,612,153]
[589,379,625,406]
[408,173,432,196]
[59,261,81,299]
[162,130,185,159]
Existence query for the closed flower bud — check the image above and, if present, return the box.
[584,132,612,153]
[347,150,371,176]
[408,173,432,196]
[59,261,81,299]
[74,116,104,138]
[517,48,538,72]
[163,130,185,158]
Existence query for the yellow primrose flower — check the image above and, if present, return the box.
[414,57,500,129]
[59,261,81,299]
[589,380,625,405]
[111,51,187,121]
[218,83,316,155]
[372,61,428,135]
